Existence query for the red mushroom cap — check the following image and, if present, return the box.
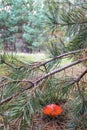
[43,104,63,117]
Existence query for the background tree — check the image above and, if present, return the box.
[0,0,46,53]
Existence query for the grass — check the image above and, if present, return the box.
[17,53,73,66]
[3,52,47,62]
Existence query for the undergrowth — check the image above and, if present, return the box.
[0,53,87,130]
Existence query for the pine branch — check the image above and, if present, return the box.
[68,68,87,85]
[57,21,87,26]
[48,1,87,6]
[34,57,87,85]
[0,57,87,105]
[76,68,87,82]
[0,80,34,89]
[31,49,87,70]
[1,49,85,88]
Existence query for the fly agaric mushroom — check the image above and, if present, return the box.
[43,104,63,117]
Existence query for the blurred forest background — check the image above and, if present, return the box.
[0,0,87,130]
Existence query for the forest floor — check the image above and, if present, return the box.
[0,53,87,130]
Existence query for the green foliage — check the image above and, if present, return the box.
[0,0,46,51]
[45,38,67,71]
[45,0,87,51]
[46,38,66,57]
